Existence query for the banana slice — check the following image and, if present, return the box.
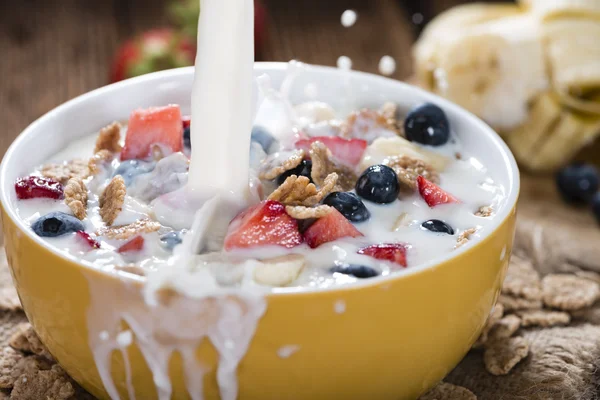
[359,136,450,173]
[253,255,306,287]
[518,0,600,20]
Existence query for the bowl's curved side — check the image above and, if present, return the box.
[2,202,516,400]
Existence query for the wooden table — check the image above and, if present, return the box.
[0,0,489,157]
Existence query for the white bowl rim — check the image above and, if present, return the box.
[0,62,520,296]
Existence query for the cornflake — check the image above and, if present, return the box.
[9,323,52,360]
[502,255,542,301]
[455,228,477,249]
[498,294,543,312]
[97,218,161,240]
[483,336,529,376]
[259,150,305,181]
[285,205,333,219]
[383,155,439,191]
[475,206,493,217]
[64,178,88,220]
[542,274,600,311]
[269,173,337,207]
[40,159,89,185]
[488,315,521,342]
[310,142,357,191]
[88,150,113,175]
[99,176,126,226]
[341,103,401,140]
[94,122,122,154]
[518,310,570,327]
[418,382,477,400]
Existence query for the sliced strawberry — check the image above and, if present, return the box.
[121,105,184,160]
[224,200,303,250]
[76,231,101,250]
[358,243,408,267]
[118,236,145,253]
[15,176,64,200]
[303,208,363,248]
[295,136,367,166]
[417,176,459,208]
[182,115,191,129]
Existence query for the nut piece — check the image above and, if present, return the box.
[418,382,477,400]
[285,205,333,219]
[40,159,90,185]
[269,173,337,207]
[484,337,529,376]
[99,175,126,226]
[502,255,542,301]
[310,142,357,191]
[518,310,571,327]
[64,178,88,220]
[498,294,543,312]
[542,274,600,311]
[383,155,439,191]
[97,218,161,240]
[88,150,114,175]
[254,255,306,286]
[488,315,521,342]
[259,150,305,181]
[94,122,122,154]
[475,206,493,217]
[455,228,477,249]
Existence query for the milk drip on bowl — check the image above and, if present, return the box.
[86,1,268,399]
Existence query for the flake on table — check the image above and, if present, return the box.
[484,337,529,376]
[542,274,600,311]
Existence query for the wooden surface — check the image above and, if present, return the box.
[0,0,484,159]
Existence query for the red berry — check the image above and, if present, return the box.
[224,200,303,250]
[303,208,363,249]
[76,231,101,250]
[118,236,145,253]
[295,136,368,166]
[182,115,191,129]
[417,176,459,208]
[358,243,408,267]
[15,176,64,200]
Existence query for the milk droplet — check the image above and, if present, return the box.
[116,330,133,348]
[277,345,300,359]
[341,10,357,27]
[337,56,352,71]
[378,56,396,76]
[334,300,346,314]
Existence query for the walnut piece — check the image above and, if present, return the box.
[269,173,337,207]
[94,122,122,154]
[64,178,88,220]
[99,176,126,226]
[40,159,89,185]
[310,142,357,191]
[97,218,161,240]
[383,155,439,191]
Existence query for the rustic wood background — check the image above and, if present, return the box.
[0,0,510,158]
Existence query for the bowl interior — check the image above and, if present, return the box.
[0,62,519,285]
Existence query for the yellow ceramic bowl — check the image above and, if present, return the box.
[0,64,519,400]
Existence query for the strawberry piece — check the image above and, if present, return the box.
[224,200,303,250]
[417,176,459,207]
[303,208,363,248]
[182,115,191,129]
[76,231,101,250]
[121,105,184,160]
[295,136,367,166]
[118,236,145,253]
[358,243,408,267]
[15,176,64,200]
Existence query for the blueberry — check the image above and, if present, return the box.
[251,126,276,153]
[183,126,191,149]
[592,192,600,224]
[31,212,84,237]
[330,263,379,279]
[160,230,185,250]
[556,163,599,203]
[421,219,454,235]
[277,159,313,185]
[404,103,450,146]
[355,165,400,204]
[114,159,155,186]
[323,192,370,222]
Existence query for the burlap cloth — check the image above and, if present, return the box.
[0,175,599,399]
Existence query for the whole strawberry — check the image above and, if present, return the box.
[110,28,196,83]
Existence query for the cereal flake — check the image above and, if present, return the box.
[418,382,477,400]
[9,323,52,360]
[11,364,75,400]
[392,212,411,231]
[488,315,521,341]
[99,175,126,226]
[518,310,571,327]
[498,294,543,312]
[475,206,493,217]
[456,228,477,249]
[383,155,439,191]
[94,122,122,154]
[310,142,357,191]
[285,205,333,219]
[502,255,542,301]
[64,178,88,220]
[0,347,23,389]
[483,336,529,376]
[474,304,504,347]
[542,274,600,311]
[259,150,305,181]
[97,218,161,240]
[269,173,337,207]
[341,105,401,140]
[40,159,89,185]
[88,150,113,175]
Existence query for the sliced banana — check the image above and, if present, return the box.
[519,0,600,20]
[253,254,306,287]
[359,136,450,173]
